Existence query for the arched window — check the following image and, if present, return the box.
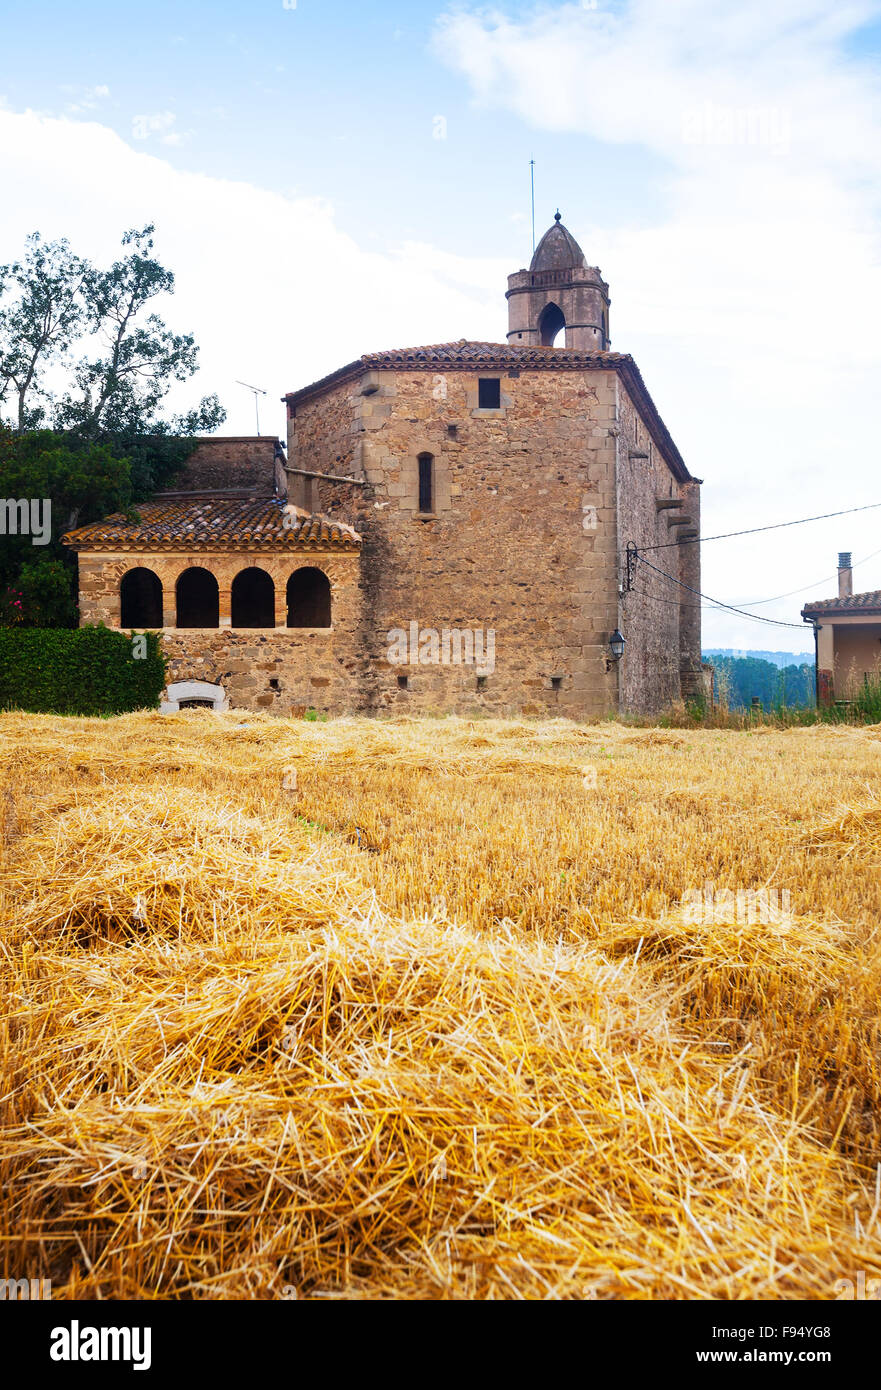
[287,567,331,628]
[231,567,275,628]
[538,301,566,347]
[418,452,434,513]
[120,567,162,628]
[176,567,219,628]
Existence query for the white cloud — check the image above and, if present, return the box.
[434,0,881,643]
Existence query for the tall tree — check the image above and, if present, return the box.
[0,224,226,625]
[0,224,225,439]
[54,225,223,438]
[0,234,90,431]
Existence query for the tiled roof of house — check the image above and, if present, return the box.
[802,590,881,615]
[283,340,694,483]
[61,496,361,552]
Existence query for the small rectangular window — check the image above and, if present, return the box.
[418,453,433,512]
[478,378,501,409]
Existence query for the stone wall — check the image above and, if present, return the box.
[288,362,700,717]
[170,437,280,495]
[614,378,697,713]
[159,629,361,715]
[75,548,363,714]
[295,365,628,716]
[286,382,363,512]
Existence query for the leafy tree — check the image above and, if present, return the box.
[706,654,815,710]
[0,424,131,626]
[0,224,226,626]
[0,224,225,439]
[54,225,223,438]
[0,423,206,627]
[0,234,89,430]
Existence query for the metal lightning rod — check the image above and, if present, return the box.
[235,380,268,436]
[530,158,536,255]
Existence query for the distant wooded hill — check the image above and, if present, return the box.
[703,648,813,669]
[702,653,815,709]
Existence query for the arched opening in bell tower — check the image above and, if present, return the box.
[538,302,566,347]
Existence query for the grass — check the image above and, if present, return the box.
[1,709,881,1299]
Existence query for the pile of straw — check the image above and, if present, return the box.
[1,710,880,1297]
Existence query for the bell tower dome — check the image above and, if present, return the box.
[506,212,610,350]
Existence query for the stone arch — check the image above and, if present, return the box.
[161,680,228,714]
[538,301,566,347]
[231,566,275,628]
[120,566,162,628]
[287,566,331,628]
[176,566,219,628]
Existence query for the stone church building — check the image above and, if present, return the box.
[64,215,702,717]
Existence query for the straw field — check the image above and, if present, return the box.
[1,709,880,1299]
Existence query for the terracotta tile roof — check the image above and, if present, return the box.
[283,340,694,483]
[286,340,630,403]
[802,590,881,615]
[363,340,628,369]
[61,496,361,553]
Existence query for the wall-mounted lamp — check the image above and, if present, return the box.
[606,629,626,671]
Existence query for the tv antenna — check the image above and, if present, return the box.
[235,380,268,435]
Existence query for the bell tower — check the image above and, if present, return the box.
[506,212,610,351]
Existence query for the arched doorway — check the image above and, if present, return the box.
[176,567,219,628]
[287,567,331,628]
[538,301,566,347]
[120,567,162,627]
[231,567,275,628]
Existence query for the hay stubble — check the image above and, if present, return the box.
[1,710,880,1299]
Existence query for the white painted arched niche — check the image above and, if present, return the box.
[161,680,228,713]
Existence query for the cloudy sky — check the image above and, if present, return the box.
[2,0,881,650]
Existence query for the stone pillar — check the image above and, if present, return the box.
[219,587,231,629]
[274,584,287,629]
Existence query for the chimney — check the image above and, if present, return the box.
[838,551,853,599]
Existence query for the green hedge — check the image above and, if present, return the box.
[0,625,166,716]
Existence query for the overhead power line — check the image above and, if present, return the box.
[634,554,807,629]
[639,499,881,551]
[729,541,881,607]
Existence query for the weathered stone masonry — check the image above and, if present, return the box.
[67,501,363,715]
[65,215,701,718]
[287,347,699,717]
